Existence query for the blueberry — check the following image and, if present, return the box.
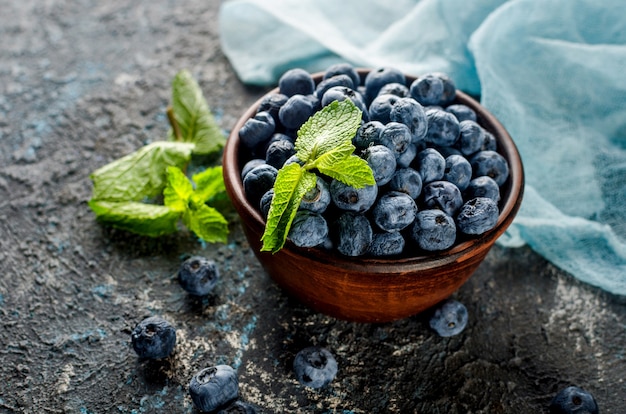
[410,209,457,251]
[257,93,289,124]
[330,179,378,213]
[293,346,338,388]
[334,212,373,256]
[389,97,428,144]
[549,386,599,414]
[456,197,500,235]
[443,154,472,191]
[178,256,219,296]
[131,316,176,360]
[409,74,444,106]
[465,176,500,203]
[288,210,329,248]
[480,130,498,151]
[429,299,468,337]
[243,163,278,206]
[259,189,274,219]
[378,82,409,98]
[278,94,317,130]
[458,120,486,156]
[388,167,423,199]
[372,191,417,232]
[238,111,275,152]
[354,120,385,149]
[422,180,464,216]
[396,143,417,169]
[216,400,259,414]
[278,68,315,97]
[189,365,239,413]
[364,66,405,104]
[470,150,509,186]
[367,231,405,257]
[323,62,361,89]
[265,138,295,169]
[446,103,477,123]
[362,145,397,186]
[425,107,460,147]
[432,72,457,106]
[321,86,369,121]
[300,176,331,213]
[368,93,399,124]
[414,148,445,184]
[314,74,355,99]
[379,122,412,157]
[240,158,265,180]
[433,145,463,159]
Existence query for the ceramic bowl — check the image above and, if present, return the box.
[223,69,524,323]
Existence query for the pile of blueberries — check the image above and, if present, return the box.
[238,64,510,257]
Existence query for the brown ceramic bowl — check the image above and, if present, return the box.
[223,69,524,323]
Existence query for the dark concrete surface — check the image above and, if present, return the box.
[0,1,624,412]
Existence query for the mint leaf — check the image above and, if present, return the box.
[183,203,229,244]
[316,154,376,188]
[90,141,194,202]
[88,199,181,237]
[295,100,362,163]
[261,163,317,253]
[163,165,194,212]
[192,166,225,202]
[170,69,225,155]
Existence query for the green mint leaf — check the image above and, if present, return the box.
[295,100,362,163]
[192,166,225,203]
[90,141,194,202]
[163,166,194,212]
[261,163,317,253]
[88,199,181,237]
[170,69,225,155]
[316,154,376,188]
[183,203,229,244]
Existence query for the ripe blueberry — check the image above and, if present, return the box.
[131,316,176,360]
[446,103,477,123]
[216,400,259,414]
[443,154,472,191]
[299,176,331,213]
[238,111,275,152]
[189,365,239,413]
[364,66,405,104]
[178,256,219,296]
[379,122,412,157]
[425,107,460,147]
[367,231,405,257]
[293,346,338,388]
[243,163,278,206]
[288,210,329,248]
[330,179,378,213]
[429,299,468,337]
[390,96,428,144]
[470,150,509,186]
[278,94,317,130]
[388,167,423,200]
[362,145,397,186]
[549,386,599,414]
[465,176,500,203]
[422,180,464,217]
[334,212,373,256]
[354,120,385,149]
[368,93,399,125]
[456,197,500,235]
[458,119,486,156]
[415,148,445,184]
[409,74,444,106]
[314,74,355,100]
[410,209,456,251]
[322,62,361,90]
[372,191,417,232]
[378,82,409,98]
[278,68,315,97]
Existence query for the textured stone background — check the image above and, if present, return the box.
[0,1,624,412]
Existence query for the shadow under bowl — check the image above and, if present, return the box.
[223,69,524,323]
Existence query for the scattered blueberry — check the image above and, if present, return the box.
[189,365,239,413]
[443,154,472,191]
[367,231,405,257]
[279,68,315,97]
[415,148,446,184]
[363,145,397,186]
[429,299,468,337]
[422,180,464,217]
[243,163,278,206]
[288,210,329,248]
[334,212,373,256]
[456,197,500,235]
[425,107,460,147]
[293,346,338,388]
[388,167,423,199]
[549,386,599,414]
[131,316,176,360]
[178,256,219,296]
[330,179,378,213]
[470,150,509,186]
[300,176,331,213]
[465,176,500,203]
[409,74,444,106]
[410,209,457,251]
[372,191,417,232]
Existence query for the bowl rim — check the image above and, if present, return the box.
[223,69,525,271]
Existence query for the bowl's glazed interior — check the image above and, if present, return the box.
[223,70,524,323]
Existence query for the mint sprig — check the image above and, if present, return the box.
[88,70,229,242]
[261,100,375,253]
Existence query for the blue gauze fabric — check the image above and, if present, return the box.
[219,0,626,295]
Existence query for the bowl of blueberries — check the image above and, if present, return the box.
[223,64,524,323]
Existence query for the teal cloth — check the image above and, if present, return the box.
[219,0,626,295]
